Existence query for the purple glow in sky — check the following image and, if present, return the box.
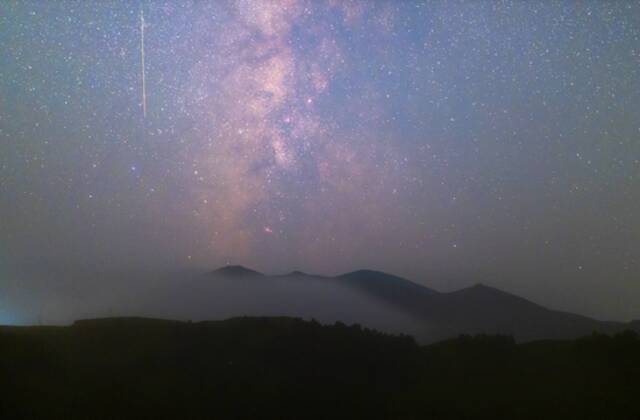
[1,1,639,321]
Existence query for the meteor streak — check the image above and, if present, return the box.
[140,8,146,118]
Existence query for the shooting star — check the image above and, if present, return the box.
[140,8,147,118]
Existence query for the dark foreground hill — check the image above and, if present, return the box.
[1,317,639,420]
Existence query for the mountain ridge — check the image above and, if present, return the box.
[205,265,639,342]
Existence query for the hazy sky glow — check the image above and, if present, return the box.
[1,1,639,321]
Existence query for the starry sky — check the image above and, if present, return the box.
[1,1,639,321]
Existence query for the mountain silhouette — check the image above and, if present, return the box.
[207,266,639,343]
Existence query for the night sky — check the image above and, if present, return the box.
[1,1,639,322]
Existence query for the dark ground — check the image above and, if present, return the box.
[1,317,638,419]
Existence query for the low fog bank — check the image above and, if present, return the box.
[0,264,426,338]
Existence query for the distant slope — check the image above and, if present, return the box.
[424,284,622,341]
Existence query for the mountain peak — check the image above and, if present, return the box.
[210,265,264,278]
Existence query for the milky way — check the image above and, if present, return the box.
[1,1,639,321]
